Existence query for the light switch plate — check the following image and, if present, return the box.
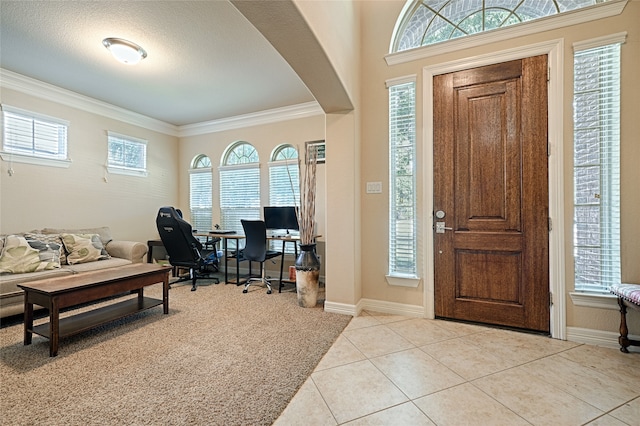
[366,181,382,194]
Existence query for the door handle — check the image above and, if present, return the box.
[435,222,453,234]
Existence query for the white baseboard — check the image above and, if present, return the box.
[324,298,424,318]
[566,326,639,350]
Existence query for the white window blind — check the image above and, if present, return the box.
[388,80,417,276]
[190,168,213,232]
[107,132,147,176]
[2,105,68,160]
[269,145,300,252]
[573,41,621,293]
[219,164,261,234]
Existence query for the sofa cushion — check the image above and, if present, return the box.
[43,227,113,246]
[24,233,68,265]
[61,233,110,265]
[66,257,131,273]
[0,235,62,274]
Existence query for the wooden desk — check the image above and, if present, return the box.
[206,233,304,292]
[19,264,171,357]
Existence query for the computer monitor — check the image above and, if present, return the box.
[263,206,299,232]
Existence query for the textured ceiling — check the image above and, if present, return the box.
[0,1,316,126]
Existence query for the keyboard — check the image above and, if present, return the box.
[209,230,236,235]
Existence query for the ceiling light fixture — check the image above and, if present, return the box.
[102,38,147,65]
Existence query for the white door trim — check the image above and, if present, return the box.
[422,39,566,339]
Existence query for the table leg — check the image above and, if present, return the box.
[23,296,33,346]
[163,273,169,314]
[50,298,60,357]
[223,238,229,284]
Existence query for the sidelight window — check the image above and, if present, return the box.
[572,36,623,293]
[388,78,417,278]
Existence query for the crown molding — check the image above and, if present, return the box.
[177,101,324,137]
[0,68,179,136]
[385,0,628,66]
[0,68,324,138]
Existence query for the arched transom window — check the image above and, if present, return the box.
[393,0,608,52]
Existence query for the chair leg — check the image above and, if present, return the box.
[242,263,272,294]
[190,268,197,291]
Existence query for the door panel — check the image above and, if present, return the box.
[434,56,549,332]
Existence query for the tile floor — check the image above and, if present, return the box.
[274,311,639,425]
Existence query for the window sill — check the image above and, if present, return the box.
[569,292,618,310]
[107,166,148,177]
[386,274,421,288]
[1,152,71,168]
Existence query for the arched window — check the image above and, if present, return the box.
[393,0,608,52]
[189,155,212,232]
[219,142,261,233]
[269,145,300,207]
[269,144,300,252]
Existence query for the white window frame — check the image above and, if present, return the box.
[269,144,301,253]
[219,142,261,237]
[570,33,624,300]
[190,155,213,233]
[1,105,71,169]
[386,76,419,287]
[107,131,148,177]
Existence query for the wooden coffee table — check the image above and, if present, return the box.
[19,263,171,357]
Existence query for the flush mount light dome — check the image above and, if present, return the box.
[102,38,147,65]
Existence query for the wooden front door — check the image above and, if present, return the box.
[433,55,550,333]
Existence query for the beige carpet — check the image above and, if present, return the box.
[0,278,351,425]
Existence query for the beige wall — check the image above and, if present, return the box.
[358,1,640,334]
[0,88,179,243]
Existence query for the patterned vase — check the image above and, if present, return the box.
[295,243,321,308]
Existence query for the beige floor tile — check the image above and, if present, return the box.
[311,360,408,424]
[519,355,639,412]
[370,347,465,399]
[559,345,640,390]
[419,336,509,380]
[362,310,413,324]
[585,414,630,426]
[431,319,490,336]
[343,402,435,425]
[274,378,336,426]
[473,367,604,425]
[344,314,382,331]
[314,335,367,372]
[343,324,414,358]
[385,318,456,346]
[464,329,576,367]
[609,397,640,425]
[413,382,531,426]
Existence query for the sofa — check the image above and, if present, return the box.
[0,226,148,319]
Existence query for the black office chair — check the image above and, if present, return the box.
[240,219,282,294]
[156,206,219,291]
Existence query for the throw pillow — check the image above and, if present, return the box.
[61,233,111,265]
[0,235,61,274]
[24,233,67,265]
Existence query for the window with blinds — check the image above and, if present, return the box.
[388,79,417,277]
[573,39,622,293]
[269,145,300,252]
[219,142,261,237]
[190,155,213,232]
[2,105,68,160]
[107,131,147,176]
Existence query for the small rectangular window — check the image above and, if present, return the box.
[1,105,69,165]
[107,131,147,176]
[388,79,417,277]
